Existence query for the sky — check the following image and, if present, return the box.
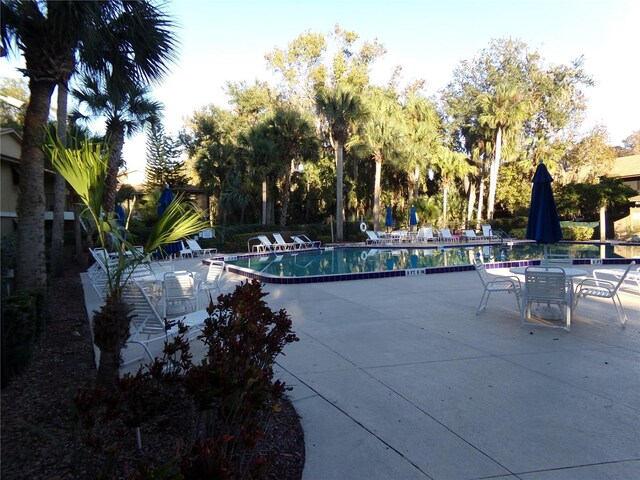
[1,0,639,185]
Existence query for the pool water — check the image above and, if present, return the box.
[224,242,639,281]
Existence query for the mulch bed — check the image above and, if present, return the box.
[0,263,304,479]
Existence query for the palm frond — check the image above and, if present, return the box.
[144,194,207,254]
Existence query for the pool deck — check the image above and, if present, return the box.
[82,256,640,479]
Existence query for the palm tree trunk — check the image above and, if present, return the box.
[280,167,291,227]
[487,127,503,220]
[261,177,267,225]
[52,81,69,278]
[16,78,56,291]
[96,350,121,387]
[443,186,449,228]
[476,173,486,227]
[335,140,344,241]
[373,157,382,231]
[467,182,476,227]
[103,127,125,213]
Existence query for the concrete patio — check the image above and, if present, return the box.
[84,258,640,479]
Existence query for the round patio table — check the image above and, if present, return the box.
[509,266,587,278]
[509,266,587,322]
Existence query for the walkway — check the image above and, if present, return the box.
[83,259,640,479]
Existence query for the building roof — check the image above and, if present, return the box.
[612,154,640,179]
[1,128,22,162]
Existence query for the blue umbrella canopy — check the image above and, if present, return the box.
[526,161,562,245]
[157,186,182,257]
[409,205,419,226]
[385,205,393,228]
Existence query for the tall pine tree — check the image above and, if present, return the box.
[144,122,189,190]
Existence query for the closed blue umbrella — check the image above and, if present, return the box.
[526,161,562,257]
[385,205,393,230]
[114,203,126,228]
[409,205,419,228]
[157,186,182,258]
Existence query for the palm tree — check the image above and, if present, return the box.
[315,86,362,241]
[48,139,206,387]
[1,0,98,290]
[1,0,177,291]
[402,94,441,203]
[432,146,476,228]
[264,107,319,227]
[72,73,163,213]
[476,84,529,220]
[350,90,405,231]
[240,122,279,224]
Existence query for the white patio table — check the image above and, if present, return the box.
[509,266,587,279]
[509,266,587,321]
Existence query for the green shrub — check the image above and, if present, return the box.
[73,280,299,478]
[491,217,528,236]
[561,225,594,241]
[1,289,46,384]
[510,227,526,239]
[1,233,17,274]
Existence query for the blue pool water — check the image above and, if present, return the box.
[221,242,640,284]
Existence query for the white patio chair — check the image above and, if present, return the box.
[197,260,225,307]
[272,233,297,251]
[592,264,640,293]
[574,261,636,328]
[542,253,573,268]
[521,266,572,331]
[163,271,197,317]
[185,238,217,257]
[474,259,521,314]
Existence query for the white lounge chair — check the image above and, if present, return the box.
[481,224,501,242]
[292,234,321,249]
[461,229,482,242]
[248,235,275,253]
[474,259,521,314]
[365,230,390,245]
[574,261,636,327]
[521,266,572,331]
[185,238,217,257]
[416,227,435,242]
[272,233,297,251]
[438,228,458,242]
[126,309,209,366]
[179,240,193,259]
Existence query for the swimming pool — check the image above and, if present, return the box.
[220,242,640,284]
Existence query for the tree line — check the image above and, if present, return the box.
[2,8,639,294]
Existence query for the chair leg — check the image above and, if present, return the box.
[477,291,491,314]
[612,295,627,328]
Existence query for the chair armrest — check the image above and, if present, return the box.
[576,277,615,291]
[503,275,522,287]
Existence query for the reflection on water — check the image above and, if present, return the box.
[228,243,639,278]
